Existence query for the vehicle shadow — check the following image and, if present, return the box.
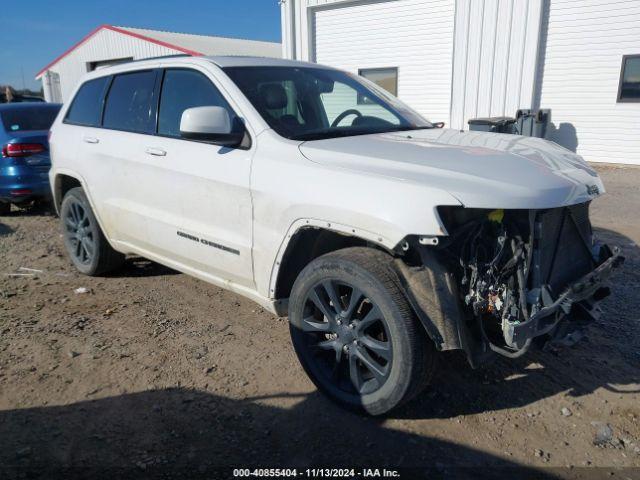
[115,258,180,278]
[0,220,12,236]
[393,227,639,420]
[0,388,558,480]
[3,201,176,278]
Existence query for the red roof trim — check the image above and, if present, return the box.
[35,24,106,79]
[35,24,203,79]
[105,25,204,56]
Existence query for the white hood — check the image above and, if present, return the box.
[299,128,604,209]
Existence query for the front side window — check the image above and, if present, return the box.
[103,70,157,133]
[65,76,110,127]
[618,55,640,102]
[158,69,235,137]
[224,66,431,141]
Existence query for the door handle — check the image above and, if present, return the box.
[145,147,167,157]
[83,136,99,144]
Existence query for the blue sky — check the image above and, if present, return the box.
[0,0,281,91]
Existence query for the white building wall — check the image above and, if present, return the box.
[285,0,456,124]
[450,0,543,130]
[42,71,62,103]
[538,0,640,165]
[42,29,181,103]
[280,0,640,164]
[281,0,541,129]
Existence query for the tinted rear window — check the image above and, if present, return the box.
[65,77,110,126]
[1,106,61,132]
[103,70,157,133]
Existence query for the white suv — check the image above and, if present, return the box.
[49,56,622,415]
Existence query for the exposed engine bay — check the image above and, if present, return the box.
[398,202,624,363]
[439,203,623,358]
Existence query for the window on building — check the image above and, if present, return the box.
[64,76,111,127]
[618,55,640,102]
[158,69,235,138]
[103,70,157,133]
[358,68,398,104]
[88,57,133,72]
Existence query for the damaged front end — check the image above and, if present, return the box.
[396,202,624,365]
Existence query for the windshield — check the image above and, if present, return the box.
[223,66,432,141]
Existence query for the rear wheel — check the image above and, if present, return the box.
[60,187,125,275]
[288,247,435,415]
[0,202,10,216]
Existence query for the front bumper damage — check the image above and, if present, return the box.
[503,244,623,351]
[394,203,625,366]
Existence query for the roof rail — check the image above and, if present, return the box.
[126,53,192,64]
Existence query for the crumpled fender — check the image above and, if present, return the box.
[393,248,476,361]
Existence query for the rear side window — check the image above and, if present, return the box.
[103,71,157,133]
[65,77,110,126]
[1,106,61,132]
[158,69,234,137]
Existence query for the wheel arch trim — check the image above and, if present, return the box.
[268,218,393,301]
[52,168,120,253]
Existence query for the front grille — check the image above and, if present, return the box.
[536,202,594,293]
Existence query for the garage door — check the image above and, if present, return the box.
[311,0,455,124]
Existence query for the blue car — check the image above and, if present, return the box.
[0,102,61,214]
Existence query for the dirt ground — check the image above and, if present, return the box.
[1,164,639,479]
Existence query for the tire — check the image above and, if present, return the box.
[288,247,435,415]
[60,187,125,276]
[0,202,10,216]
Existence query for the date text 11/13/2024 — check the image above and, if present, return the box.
[232,468,401,478]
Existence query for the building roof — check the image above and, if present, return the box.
[119,27,281,57]
[35,25,281,79]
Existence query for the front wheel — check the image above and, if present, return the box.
[288,247,435,415]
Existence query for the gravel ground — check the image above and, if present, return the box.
[0,164,639,479]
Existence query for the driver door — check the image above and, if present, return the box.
[125,67,255,288]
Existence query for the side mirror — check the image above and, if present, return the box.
[433,121,445,129]
[180,106,243,147]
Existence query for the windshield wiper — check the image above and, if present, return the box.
[290,129,375,141]
[290,125,434,141]
[389,125,435,132]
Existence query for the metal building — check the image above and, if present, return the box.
[281,0,640,165]
[36,25,281,104]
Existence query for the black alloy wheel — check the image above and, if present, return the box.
[63,198,95,265]
[298,280,393,395]
[60,187,125,276]
[289,247,435,415]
